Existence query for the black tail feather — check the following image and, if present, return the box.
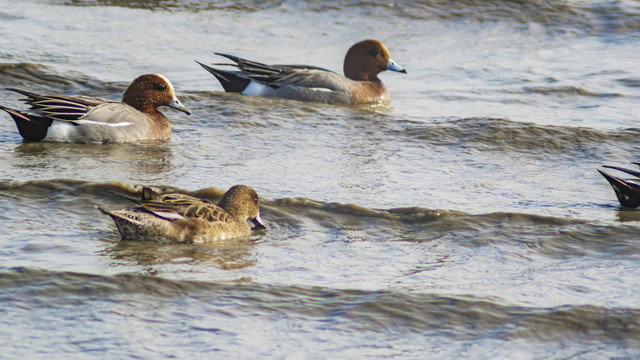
[213,52,333,74]
[597,168,640,208]
[213,52,282,76]
[195,60,251,93]
[0,105,52,141]
[5,88,45,101]
[603,165,640,179]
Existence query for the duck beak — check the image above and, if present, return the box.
[251,213,267,230]
[168,96,192,115]
[386,58,407,74]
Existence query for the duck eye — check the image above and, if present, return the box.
[370,49,379,56]
[154,83,167,91]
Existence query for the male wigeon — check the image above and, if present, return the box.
[0,73,191,143]
[99,185,267,243]
[196,39,406,105]
[598,164,640,208]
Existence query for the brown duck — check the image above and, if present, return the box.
[0,73,191,142]
[100,185,266,243]
[197,39,407,105]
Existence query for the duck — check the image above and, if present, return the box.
[196,39,406,105]
[597,164,640,208]
[0,73,191,143]
[99,185,267,243]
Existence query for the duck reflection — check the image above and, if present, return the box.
[13,141,174,176]
[100,235,258,270]
[615,209,640,223]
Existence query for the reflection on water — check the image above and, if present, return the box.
[615,208,640,223]
[100,236,257,270]
[4,0,640,358]
[12,141,174,177]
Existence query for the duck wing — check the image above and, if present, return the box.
[215,53,334,78]
[7,88,115,122]
[137,188,232,223]
[214,53,347,90]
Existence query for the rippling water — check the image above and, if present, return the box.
[2,0,640,358]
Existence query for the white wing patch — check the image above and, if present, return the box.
[243,80,334,95]
[44,119,134,142]
[308,88,333,92]
[74,119,134,127]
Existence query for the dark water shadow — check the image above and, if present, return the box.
[615,208,640,223]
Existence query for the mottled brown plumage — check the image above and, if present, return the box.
[100,185,266,243]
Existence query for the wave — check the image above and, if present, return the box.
[60,0,282,11]
[396,0,640,35]
[2,63,637,159]
[394,117,640,156]
[520,85,621,98]
[0,62,126,95]
[54,0,640,37]
[2,266,640,344]
[2,178,640,260]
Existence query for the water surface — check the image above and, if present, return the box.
[1,0,640,358]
